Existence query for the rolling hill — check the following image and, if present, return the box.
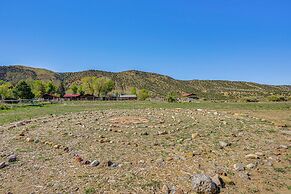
[1,65,290,100]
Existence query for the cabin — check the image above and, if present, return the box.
[42,94,60,101]
[118,94,137,100]
[63,94,81,100]
[179,92,199,102]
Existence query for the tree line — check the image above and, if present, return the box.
[0,80,65,100]
[0,76,150,100]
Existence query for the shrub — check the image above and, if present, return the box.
[137,89,150,101]
[0,104,9,110]
[166,92,177,103]
[267,95,287,102]
[243,97,259,102]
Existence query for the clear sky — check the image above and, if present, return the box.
[0,0,290,85]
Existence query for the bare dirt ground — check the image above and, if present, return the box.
[0,108,290,193]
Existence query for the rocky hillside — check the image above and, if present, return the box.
[1,65,290,99]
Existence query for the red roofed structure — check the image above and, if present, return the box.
[63,94,81,100]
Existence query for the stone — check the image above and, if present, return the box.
[63,147,70,152]
[191,174,218,194]
[255,152,264,156]
[75,156,83,163]
[141,132,149,136]
[82,160,90,165]
[234,163,245,171]
[220,175,235,185]
[191,133,199,139]
[279,145,288,149]
[26,138,33,142]
[7,154,17,162]
[0,162,6,169]
[245,154,259,159]
[211,174,224,188]
[107,160,118,167]
[219,141,230,148]
[246,163,256,169]
[90,160,100,167]
[54,145,61,149]
[280,130,291,136]
[238,172,251,180]
[157,131,168,135]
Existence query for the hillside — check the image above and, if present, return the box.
[1,65,290,99]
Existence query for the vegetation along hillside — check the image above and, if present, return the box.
[1,65,290,100]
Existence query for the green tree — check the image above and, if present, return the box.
[93,77,115,97]
[13,81,35,99]
[0,82,13,99]
[81,77,115,97]
[81,77,96,95]
[71,84,78,94]
[167,92,177,102]
[78,85,85,95]
[100,78,115,96]
[46,81,57,94]
[137,89,150,101]
[58,82,66,97]
[31,80,46,98]
[130,87,137,95]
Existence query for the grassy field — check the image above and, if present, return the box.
[0,101,290,126]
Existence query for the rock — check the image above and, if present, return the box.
[211,174,224,188]
[75,156,83,163]
[107,160,118,167]
[0,162,6,169]
[54,145,61,149]
[157,131,168,135]
[238,172,251,180]
[234,163,245,171]
[90,160,100,167]
[80,160,90,165]
[26,137,33,142]
[280,130,291,136]
[141,132,149,136]
[255,152,264,156]
[7,154,17,162]
[191,174,218,194]
[279,145,288,149]
[63,147,70,152]
[246,163,256,169]
[219,141,230,148]
[191,133,199,139]
[245,154,259,159]
[220,175,235,185]
[156,158,165,165]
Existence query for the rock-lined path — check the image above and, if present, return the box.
[0,108,290,193]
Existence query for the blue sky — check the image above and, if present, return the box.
[0,0,290,85]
